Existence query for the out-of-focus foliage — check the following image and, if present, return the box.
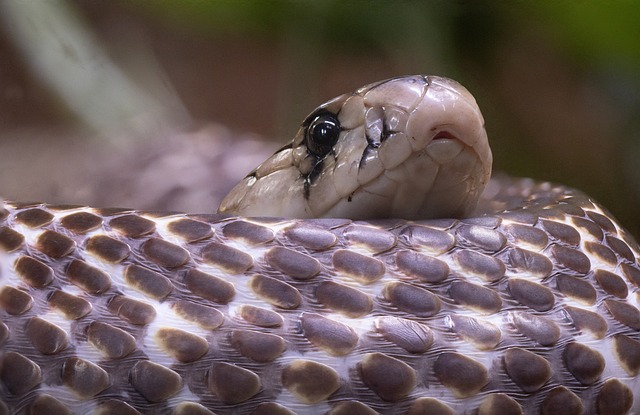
[533,1,640,71]
[135,1,640,67]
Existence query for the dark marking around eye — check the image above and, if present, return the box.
[366,133,381,149]
[366,110,394,150]
[381,119,392,141]
[303,159,324,200]
[360,147,375,169]
[361,116,391,169]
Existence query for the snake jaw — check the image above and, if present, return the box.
[218,75,492,220]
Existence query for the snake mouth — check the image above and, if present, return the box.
[432,130,457,140]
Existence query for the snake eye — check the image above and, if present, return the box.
[306,112,341,157]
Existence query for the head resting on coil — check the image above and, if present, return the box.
[218,75,491,220]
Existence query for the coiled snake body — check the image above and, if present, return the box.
[1,76,639,414]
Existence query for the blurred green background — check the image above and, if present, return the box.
[1,0,639,238]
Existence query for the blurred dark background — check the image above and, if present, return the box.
[1,1,639,238]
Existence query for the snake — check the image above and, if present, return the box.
[0,75,639,415]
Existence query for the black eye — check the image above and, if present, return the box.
[305,112,341,157]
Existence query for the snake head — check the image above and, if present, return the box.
[219,75,492,219]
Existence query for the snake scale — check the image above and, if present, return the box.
[1,76,639,414]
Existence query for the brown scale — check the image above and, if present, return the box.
[503,348,551,393]
[556,274,597,305]
[229,329,286,362]
[613,334,640,376]
[201,241,254,273]
[14,256,54,288]
[124,264,174,300]
[248,274,302,309]
[107,295,157,325]
[48,290,92,320]
[171,300,224,330]
[223,220,275,245]
[59,211,103,234]
[35,230,75,258]
[0,226,24,251]
[184,268,236,304]
[130,360,183,403]
[540,219,581,246]
[507,278,555,311]
[504,246,554,277]
[594,269,629,298]
[563,305,608,339]
[382,281,441,317]
[62,357,110,398]
[14,208,54,228]
[511,312,561,346]
[155,327,209,363]
[549,245,592,274]
[453,249,506,282]
[455,223,506,252]
[109,214,156,237]
[563,342,606,385]
[448,280,503,314]
[399,224,456,254]
[432,352,488,398]
[359,352,416,401]
[374,316,434,353]
[66,259,112,294]
[332,249,385,284]
[239,304,284,327]
[166,218,214,242]
[141,238,190,268]
[605,299,640,330]
[86,321,137,359]
[85,234,130,263]
[502,222,549,249]
[282,222,337,250]
[281,360,339,404]
[585,241,618,265]
[447,314,501,350]
[343,224,398,253]
[300,312,358,356]
[621,262,640,286]
[315,280,372,318]
[25,317,68,355]
[0,286,33,315]
[265,246,322,280]
[394,249,450,283]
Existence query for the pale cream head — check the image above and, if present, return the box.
[219,75,491,220]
